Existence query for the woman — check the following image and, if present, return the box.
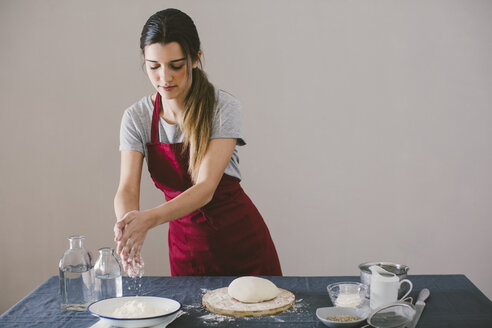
[113,8,282,276]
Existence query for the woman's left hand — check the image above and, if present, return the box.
[114,210,154,263]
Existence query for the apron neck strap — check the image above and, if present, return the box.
[151,92,161,143]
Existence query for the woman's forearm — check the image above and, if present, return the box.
[114,189,140,220]
[145,181,215,228]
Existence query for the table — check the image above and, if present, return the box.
[1,275,491,327]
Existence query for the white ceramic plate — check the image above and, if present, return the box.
[88,296,181,328]
[316,306,369,328]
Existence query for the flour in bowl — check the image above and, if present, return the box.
[334,294,363,307]
[111,300,163,318]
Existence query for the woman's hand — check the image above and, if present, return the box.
[122,256,144,278]
[114,210,155,264]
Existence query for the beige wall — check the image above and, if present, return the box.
[1,0,491,314]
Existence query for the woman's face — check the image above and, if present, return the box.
[143,42,199,103]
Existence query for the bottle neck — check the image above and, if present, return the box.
[98,247,114,259]
[68,236,85,249]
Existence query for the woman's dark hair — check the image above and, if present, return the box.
[140,8,215,182]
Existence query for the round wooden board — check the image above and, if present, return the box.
[202,287,295,317]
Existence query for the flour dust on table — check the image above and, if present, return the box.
[199,312,238,325]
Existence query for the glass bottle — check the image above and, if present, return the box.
[94,247,122,300]
[59,235,95,311]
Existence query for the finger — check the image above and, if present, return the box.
[125,258,137,278]
[129,242,140,261]
[116,241,125,256]
[134,245,142,262]
[126,238,134,258]
[116,220,127,230]
[116,225,127,242]
[115,225,125,242]
[115,212,132,230]
[129,246,136,261]
[121,245,131,261]
[118,238,129,261]
[122,259,130,274]
[117,226,133,255]
[114,224,123,241]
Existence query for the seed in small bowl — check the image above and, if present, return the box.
[326,315,360,322]
[316,306,369,327]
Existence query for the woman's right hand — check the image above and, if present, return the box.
[114,215,145,277]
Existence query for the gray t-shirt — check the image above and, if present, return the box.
[119,89,246,180]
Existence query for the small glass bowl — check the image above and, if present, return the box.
[327,282,368,307]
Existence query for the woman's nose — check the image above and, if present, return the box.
[159,67,173,83]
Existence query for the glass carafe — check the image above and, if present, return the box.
[94,247,122,300]
[58,235,95,311]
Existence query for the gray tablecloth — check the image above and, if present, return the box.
[1,275,491,327]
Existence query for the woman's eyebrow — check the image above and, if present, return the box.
[145,57,186,63]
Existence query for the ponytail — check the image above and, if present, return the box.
[181,67,215,182]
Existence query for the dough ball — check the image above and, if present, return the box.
[228,276,280,303]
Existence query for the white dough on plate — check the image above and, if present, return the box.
[227,276,280,303]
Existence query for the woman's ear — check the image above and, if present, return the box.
[192,50,202,69]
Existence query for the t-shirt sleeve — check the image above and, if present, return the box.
[119,109,145,155]
[211,93,246,146]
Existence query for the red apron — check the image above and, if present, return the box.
[146,93,282,276]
